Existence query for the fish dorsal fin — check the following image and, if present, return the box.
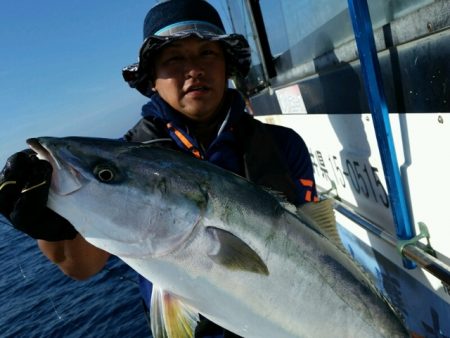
[150,286,199,338]
[206,227,269,275]
[298,199,343,248]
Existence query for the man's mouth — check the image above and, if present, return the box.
[185,85,210,94]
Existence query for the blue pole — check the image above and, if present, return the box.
[347,0,416,268]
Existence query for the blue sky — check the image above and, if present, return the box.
[0,0,230,164]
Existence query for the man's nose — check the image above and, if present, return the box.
[185,57,205,78]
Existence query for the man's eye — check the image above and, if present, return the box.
[165,56,183,63]
[202,49,217,56]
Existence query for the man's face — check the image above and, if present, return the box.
[153,37,227,122]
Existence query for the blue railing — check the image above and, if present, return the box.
[347,0,416,268]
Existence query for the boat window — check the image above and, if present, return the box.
[258,0,434,78]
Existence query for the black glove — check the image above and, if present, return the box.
[195,315,242,338]
[0,151,78,241]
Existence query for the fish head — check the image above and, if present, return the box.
[27,137,207,258]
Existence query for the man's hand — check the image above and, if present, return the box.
[0,151,78,241]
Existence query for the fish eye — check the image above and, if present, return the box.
[94,165,116,183]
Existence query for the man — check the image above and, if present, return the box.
[0,1,317,336]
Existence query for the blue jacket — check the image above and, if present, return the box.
[124,89,317,337]
[125,89,317,204]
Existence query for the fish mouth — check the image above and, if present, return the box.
[27,138,84,196]
[27,138,61,170]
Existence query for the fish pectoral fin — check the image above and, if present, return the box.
[150,285,199,338]
[206,227,269,276]
[298,199,342,247]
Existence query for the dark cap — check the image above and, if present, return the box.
[122,0,251,97]
[143,0,225,38]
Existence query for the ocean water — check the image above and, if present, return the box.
[0,215,151,338]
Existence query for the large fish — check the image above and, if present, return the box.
[27,136,408,338]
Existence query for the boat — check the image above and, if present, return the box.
[221,0,450,335]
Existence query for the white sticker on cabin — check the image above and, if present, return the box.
[275,85,308,115]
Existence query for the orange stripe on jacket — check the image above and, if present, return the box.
[299,178,314,187]
[167,123,202,159]
[305,190,312,202]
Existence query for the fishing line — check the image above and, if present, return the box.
[21,265,62,322]
[19,263,26,278]
[16,257,64,321]
[44,289,63,320]
[17,259,86,332]
[7,221,142,334]
[0,216,63,322]
[0,211,62,320]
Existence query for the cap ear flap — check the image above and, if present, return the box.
[136,78,156,98]
[122,65,155,98]
[219,36,251,79]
